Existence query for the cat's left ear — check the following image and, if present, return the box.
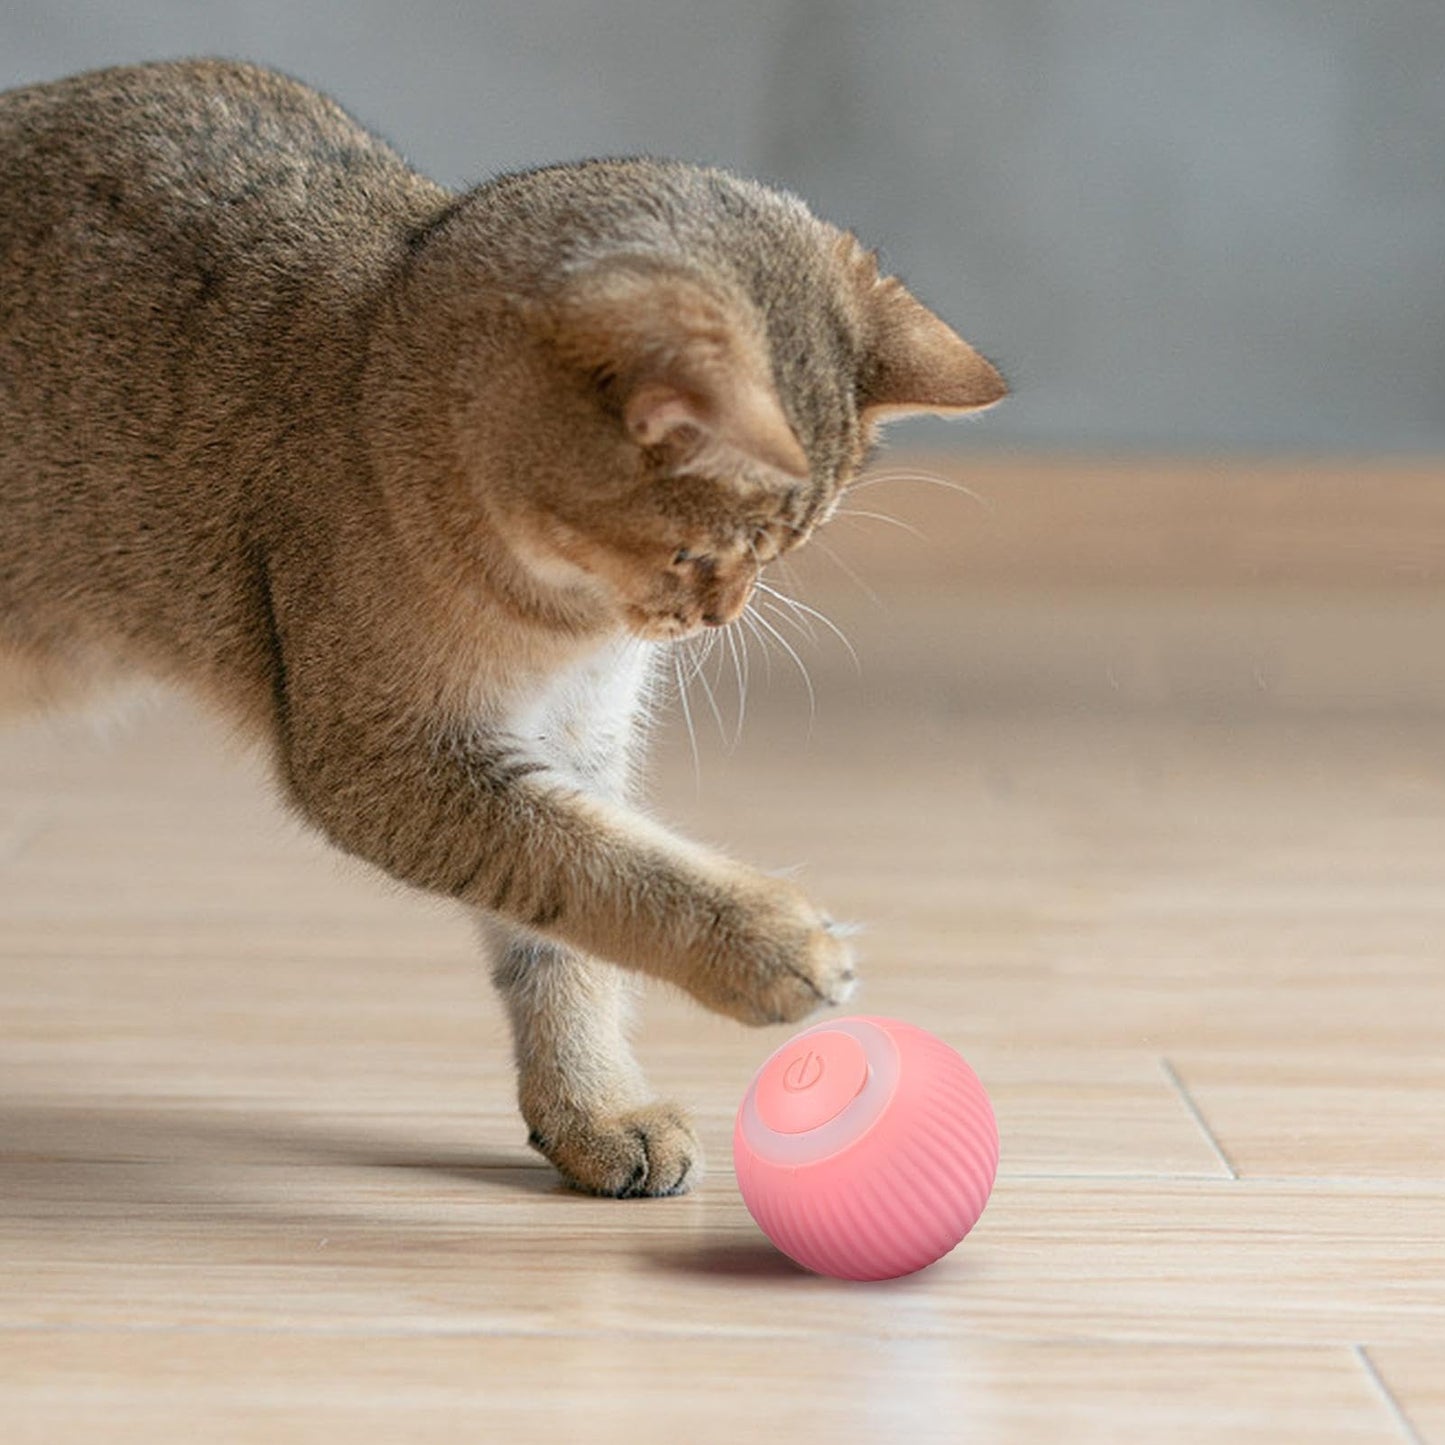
[857,270,1008,424]
[536,262,811,478]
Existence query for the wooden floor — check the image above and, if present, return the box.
[3,457,1444,1443]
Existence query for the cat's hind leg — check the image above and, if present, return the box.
[483,922,703,1197]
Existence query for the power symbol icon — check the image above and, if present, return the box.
[754,1030,869,1134]
[782,1050,825,1092]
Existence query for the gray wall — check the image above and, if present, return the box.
[2,1,1441,453]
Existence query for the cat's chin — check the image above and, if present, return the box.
[622,605,706,643]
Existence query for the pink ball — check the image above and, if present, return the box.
[733,1016,998,1280]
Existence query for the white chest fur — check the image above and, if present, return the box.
[504,635,659,798]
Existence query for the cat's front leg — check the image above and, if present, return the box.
[464,788,858,1025]
[481,923,702,1196]
[283,698,856,1025]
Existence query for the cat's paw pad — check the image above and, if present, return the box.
[528,1102,703,1199]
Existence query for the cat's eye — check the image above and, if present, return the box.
[672,548,694,566]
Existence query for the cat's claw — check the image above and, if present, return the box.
[769,918,859,1023]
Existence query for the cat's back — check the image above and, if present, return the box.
[0,62,449,679]
[0,60,448,512]
[0,58,441,280]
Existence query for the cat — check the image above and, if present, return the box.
[0,59,1005,1196]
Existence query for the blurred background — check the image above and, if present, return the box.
[2,3,1443,769]
[1,0,1442,454]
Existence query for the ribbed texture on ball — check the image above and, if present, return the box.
[734,1018,998,1281]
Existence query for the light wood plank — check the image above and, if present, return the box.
[1173,1055,1445,1180]
[2,1157,1443,1346]
[0,1335,1403,1445]
[0,1044,1228,1181]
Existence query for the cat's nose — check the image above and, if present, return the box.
[700,598,749,627]
[700,574,754,627]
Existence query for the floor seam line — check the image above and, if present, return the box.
[1354,1344,1427,1445]
[1159,1057,1238,1179]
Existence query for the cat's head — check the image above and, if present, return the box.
[427,161,1005,640]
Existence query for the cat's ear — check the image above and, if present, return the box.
[857,270,1008,424]
[538,263,811,478]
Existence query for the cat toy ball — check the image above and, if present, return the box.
[733,1016,998,1280]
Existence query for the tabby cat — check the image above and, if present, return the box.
[0,60,1004,1195]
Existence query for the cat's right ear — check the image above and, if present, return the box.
[530,263,811,479]
[860,280,1008,423]
[840,238,1008,424]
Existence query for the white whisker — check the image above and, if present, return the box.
[738,606,773,684]
[833,507,927,540]
[723,620,747,748]
[753,579,816,642]
[755,580,860,673]
[748,603,817,732]
[810,535,885,609]
[738,618,753,730]
[757,597,813,645]
[775,554,808,597]
[692,637,729,748]
[679,629,717,686]
[670,645,701,790]
[850,469,994,515]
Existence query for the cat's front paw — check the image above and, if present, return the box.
[694,874,859,1026]
[528,1101,703,1198]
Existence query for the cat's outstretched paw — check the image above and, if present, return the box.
[528,1102,703,1198]
[694,875,859,1026]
